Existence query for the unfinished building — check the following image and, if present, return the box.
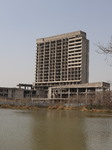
[48,82,110,104]
[34,30,110,104]
[35,30,89,89]
[0,84,37,100]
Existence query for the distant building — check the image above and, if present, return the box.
[35,31,89,89]
[0,84,37,100]
[0,31,110,103]
[48,82,110,100]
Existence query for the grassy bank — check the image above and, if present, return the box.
[0,102,112,113]
[48,105,112,113]
[0,104,38,110]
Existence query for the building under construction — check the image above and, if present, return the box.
[0,30,110,103]
[0,84,37,100]
[34,30,110,102]
[35,31,89,89]
[48,82,110,101]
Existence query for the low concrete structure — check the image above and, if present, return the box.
[48,82,110,103]
[0,84,37,100]
[0,87,24,100]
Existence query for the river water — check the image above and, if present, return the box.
[0,108,112,150]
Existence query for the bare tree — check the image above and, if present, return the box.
[97,37,112,66]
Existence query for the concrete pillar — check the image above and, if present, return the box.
[77,88,79,101]
[85,88,88,104]
[60,88,62,98]
[48,87,52,99]
[68,88,70,98]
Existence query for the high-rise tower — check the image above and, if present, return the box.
[35,31,89,89]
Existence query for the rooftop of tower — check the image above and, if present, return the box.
[36,30,87,43]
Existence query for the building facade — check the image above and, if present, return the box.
[0,84,37,100]
[35,30,89,89]
[48,82,110,100]
[47,82,110,106]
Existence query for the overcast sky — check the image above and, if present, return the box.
[0,0,112,87]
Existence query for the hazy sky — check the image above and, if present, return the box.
[0,0,112,87]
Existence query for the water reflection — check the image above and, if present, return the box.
[0,109,112,150]
[84,114,112,150]
[31,110,87,150]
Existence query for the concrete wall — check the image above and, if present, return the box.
[36,89,48,98]
[8,89,24,99]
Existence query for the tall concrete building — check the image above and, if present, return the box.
[35,31,89,89]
